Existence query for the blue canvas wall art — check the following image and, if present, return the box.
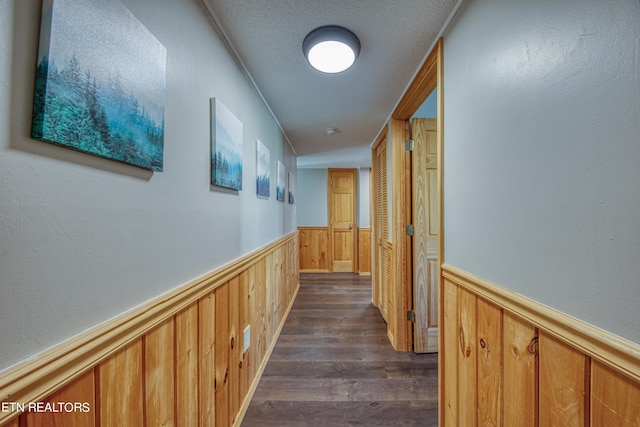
[31,0,167,171]
[288,171,295,204]
[276,160,285,202]
[211,98,243,190]
[256,139,270,198]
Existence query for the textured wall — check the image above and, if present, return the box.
[443,0,640,343]
[0,0,296,370]
[296,169,328,226]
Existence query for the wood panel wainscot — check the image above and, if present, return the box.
[0,233,300,427]
[358,227,371,275]
[440,264,640,427]
[298,226,329,272]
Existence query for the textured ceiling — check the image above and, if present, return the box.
[202,0,457,168]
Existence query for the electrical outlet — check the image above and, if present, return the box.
[243,325,250,354]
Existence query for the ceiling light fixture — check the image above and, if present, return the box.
[303,26,360,73]
[325,127,339,135]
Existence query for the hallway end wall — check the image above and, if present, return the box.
[297,168,371,274]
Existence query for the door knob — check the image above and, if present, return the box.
[349,223,353,229]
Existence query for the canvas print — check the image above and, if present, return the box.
[256,139,270,198]
[288,171,295,204]
[31,0,167,171]
[276,161,285,202]
[211,98,243,190]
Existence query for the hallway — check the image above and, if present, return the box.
[242,273,438,426]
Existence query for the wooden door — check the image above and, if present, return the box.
[328,169,357,273]
[374,143,390,322]
[411,118,439,353]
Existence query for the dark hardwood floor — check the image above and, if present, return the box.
[241,273,438,427]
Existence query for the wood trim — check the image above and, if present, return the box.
[372,125,388,151]
[0,232,299,426]
[393,39,441,121]
[441,264,640,384]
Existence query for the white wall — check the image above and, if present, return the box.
[0,0,296,371]
[296,169,328,226]
[358,168,371,227]
[443,0,640,343]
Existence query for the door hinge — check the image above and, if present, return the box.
[405,139,414,151]
[407,310,416,322]
[406,224,414,236]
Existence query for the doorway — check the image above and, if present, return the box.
[328,168,358,273]
[410,114,439,353]
[371,39,443,354]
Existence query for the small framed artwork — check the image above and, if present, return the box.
[287,171,295,204]
[256,139,270,198]
[31,0,167,171]
[211,98,243,190]
[276,160,285,202]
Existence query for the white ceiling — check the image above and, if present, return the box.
[201,0,458,168]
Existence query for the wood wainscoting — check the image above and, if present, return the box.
[358,227,371,275]
[0,233,299,427]
[298,227,329,272]
[440,264,640,426]
[298,226,371,275]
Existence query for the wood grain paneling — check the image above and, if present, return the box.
[229,276,241,426]
[442,281,458,427]
[592,360,640,425]
[214,283,230,427]
[358,227,371,275]
[458,287,477,426]
[477,299,502,427]
[503,311,538,427]
[98,339,144,427]
[198,292,216,427]
[175,302,198,427]
[539,332,588,426]
[0,233,298,427]
[441,264,640,427]
[145,318,175,427]
[24,369,95,427]
[298,227,329,272]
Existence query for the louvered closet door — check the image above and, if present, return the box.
[375,142,389,322]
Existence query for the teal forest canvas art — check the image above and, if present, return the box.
[211,98,243,190]
[288,171,295,204]
[276,160,285,202]
[31,0,167,171]
[256,139,270,198]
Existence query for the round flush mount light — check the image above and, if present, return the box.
[325,127,340,135]
[303,26,360,73]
